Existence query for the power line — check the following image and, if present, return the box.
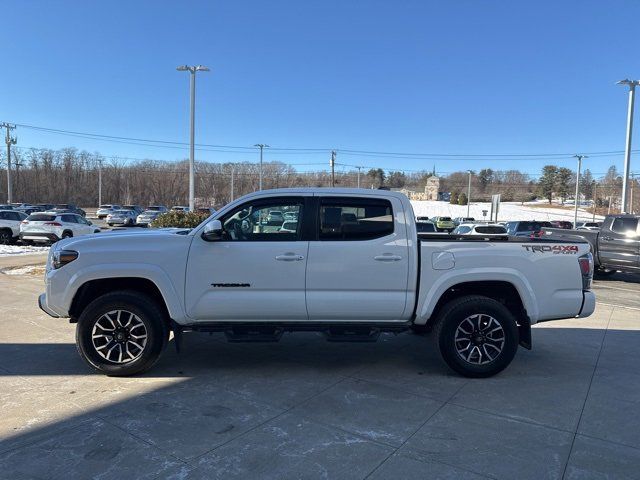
[7,120,640,159]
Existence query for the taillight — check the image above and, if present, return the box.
[578,253,594,290]
[44,222,62,226]
[21,220,28,224]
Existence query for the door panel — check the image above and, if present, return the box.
[305,196,410,321]
[185,197,309,321]
[599,217,640,271]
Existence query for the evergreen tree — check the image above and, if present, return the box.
[538,165,558,204]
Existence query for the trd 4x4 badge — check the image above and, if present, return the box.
[522,244,579,254]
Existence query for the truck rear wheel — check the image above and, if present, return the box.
[75,291,169,376]
[434,295,519,378]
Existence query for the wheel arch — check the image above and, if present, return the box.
[69,277,171,325]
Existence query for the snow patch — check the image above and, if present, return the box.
[0,244,50,257]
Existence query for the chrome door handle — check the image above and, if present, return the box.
[275,253,305,261]
[374,254,402,262]
[602,236,613,241]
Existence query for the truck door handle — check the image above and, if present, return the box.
[275,253,305,261]
[374,254,402,262]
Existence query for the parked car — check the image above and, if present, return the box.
[576,221,602,231]
[39,188,595,378]
[0,204,14,210]
[0,210,28,244]
[123,205,144,215]
[171,206,190,212]
[549,221,574,229]
[504,221,552,237]
[96,204,122,219]
[136,209,165,226]
[266,210,284,224]
[52,204,86,217]
[543,214,640,275]
[35,204,55,212]
[20,212,99,244]
[430,216,455,232]
[146,205,169,213]
[106,209,138,227]
[453,217,475,226]
[13,203,43,215]
[452,223,508,236]
[416,220,437,233]
[279,220,298,233]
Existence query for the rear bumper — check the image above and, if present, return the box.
[38,293,60,318]
[20,232,59,242]
[578,290,596,318]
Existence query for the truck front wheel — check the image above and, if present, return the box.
[75,291,169,376]
[434,295,519,378]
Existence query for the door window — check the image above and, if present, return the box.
[318,198,393,240]
[611,217,639,235]
[220,199,303,241]
[62,215,77,223]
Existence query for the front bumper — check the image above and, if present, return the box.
[38,293,60,318]
[578,290,596,318]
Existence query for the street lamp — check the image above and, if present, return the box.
[466,170,472,217]
[254,144,269,190]
[177,64,210,211]
[617,79,640,214]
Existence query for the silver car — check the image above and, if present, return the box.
[106,209,137,226]
[136,209,164,226]
[96,204,122,219]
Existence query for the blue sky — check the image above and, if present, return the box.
[2,0,639,178]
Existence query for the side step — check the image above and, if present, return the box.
[325,326,381,343]
[224,325,284,343]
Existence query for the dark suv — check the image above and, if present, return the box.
[504,221,552,237]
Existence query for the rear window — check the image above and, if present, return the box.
[416,222,435,233]
[148,206,163,211]
[476,226,507,234]
[517,222,543,231]
[27,214,56,222]
[456,226,472,234]
[611,217,638,235]
[439,217,452,221]
[319,198,394,241]
[99,205,112,208]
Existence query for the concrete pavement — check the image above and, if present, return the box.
[0,271,638,479]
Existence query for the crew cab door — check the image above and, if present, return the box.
[305,195,410,321]
[599,216,640,271]
[185,196,310,321]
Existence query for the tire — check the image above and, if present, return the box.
[76,291,169,376]
[433,295,519,378]
[595,267,617,277]
[0,229,12,245]
[61,231,73,239]
[107,223,113,227]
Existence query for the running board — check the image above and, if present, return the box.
[224,325,284,343]
[325,326,381,342]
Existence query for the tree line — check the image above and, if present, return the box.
[0,147,635,211]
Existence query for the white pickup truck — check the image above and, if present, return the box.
[39,189,595,378]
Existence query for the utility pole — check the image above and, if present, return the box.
[592,181,597,222]
[1,123,17,204]
[254,144,269,191]
[97,159,103,207]
[631,173,637,214]
[177,65,210,211]
[617,79,639,213]
[356,166,363,188]
[573,154,587,228]
[230,166,235,201]
[330,150,336,187]
[466,170,472,217]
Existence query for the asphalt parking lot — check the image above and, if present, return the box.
[0,256,638,479]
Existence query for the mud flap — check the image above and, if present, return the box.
[518,318,532,350]
[171,320,183,354]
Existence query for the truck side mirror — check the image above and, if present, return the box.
[201,220,223,242]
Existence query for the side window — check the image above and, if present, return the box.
[319,198,394,241]
[76,215,89,225]
[220,198,303,241]
[0,212,7,220]
[611,217,639,235]
[62,215,76,223]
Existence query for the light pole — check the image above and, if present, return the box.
[617,79,639,213]
[466,170,472,217]
[592,180,597,222]
[573,155,587,228]
[1,122,17,203]
[356,166,363,188]
[254,144,269,190]
[97,159,103,207]
[177,65,210,211]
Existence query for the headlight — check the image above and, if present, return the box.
[52,250,78,269]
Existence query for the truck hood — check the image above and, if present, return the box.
[55,228,192,253]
